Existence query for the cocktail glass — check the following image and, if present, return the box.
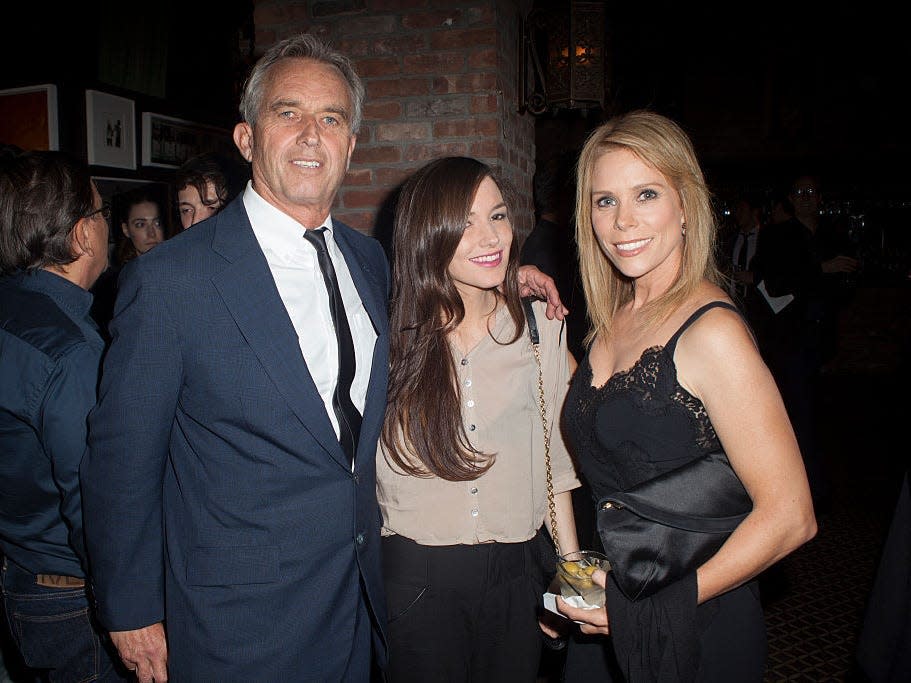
[556,550,610,608]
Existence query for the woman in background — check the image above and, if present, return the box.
[90,185,167,339]
[377,156,580,682]
[116,186,165,263]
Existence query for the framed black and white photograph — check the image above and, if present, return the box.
[86,90,136,169]
[142,112,234,169]
[0,84,58,151]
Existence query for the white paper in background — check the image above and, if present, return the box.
[757,280,795,314]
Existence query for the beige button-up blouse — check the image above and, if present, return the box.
[377,300,580,545]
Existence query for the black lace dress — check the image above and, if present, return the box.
[562,302,766,682]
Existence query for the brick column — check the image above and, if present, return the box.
[252,0,534,237]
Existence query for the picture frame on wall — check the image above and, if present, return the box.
[91,175,154,209]
[86,90,136,170]
[142,112,234,169]
[0,84,58,151]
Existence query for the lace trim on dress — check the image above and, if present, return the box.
[580,345,719,451]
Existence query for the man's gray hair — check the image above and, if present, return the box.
[239,33,365,134]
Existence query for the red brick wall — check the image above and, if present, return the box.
[252,0,535,237]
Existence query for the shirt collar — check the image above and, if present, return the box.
[15,269,94,321]
[241,181,336,258]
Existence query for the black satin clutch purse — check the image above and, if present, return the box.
[597,450,753,601]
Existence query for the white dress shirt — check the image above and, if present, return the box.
[732,228,759,272]
[243,183,377,451]
[730,227,760,297]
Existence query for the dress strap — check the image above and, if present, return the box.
[664,301,742,355]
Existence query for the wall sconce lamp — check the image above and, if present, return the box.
[518,2,606,115]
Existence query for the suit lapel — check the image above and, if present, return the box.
[210,200,350,470]
[332,224,386,338]
[333,224,390,468]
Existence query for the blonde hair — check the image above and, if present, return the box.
[574,110,720,342]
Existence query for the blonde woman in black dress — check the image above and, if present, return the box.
[557,111,817,681]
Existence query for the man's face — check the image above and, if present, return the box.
[85,184,110,286]
[177,181,224,229]
[233,58,356,227]
[790,176,820,221]
[734,200,758,232]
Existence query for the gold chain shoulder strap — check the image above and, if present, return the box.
[522,297,561,556]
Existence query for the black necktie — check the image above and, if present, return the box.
[303,227,361,464]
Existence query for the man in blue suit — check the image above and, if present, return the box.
[81,35,390,682]
[81,32,565,682]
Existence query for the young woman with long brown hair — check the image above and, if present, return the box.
[377,156,580,681]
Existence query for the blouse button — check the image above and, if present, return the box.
[464,379,472,387]
[470,487,478,495]
[460,358,469,366]
[470,509,479,517]
[466,399,475,408]
[468,424,476,431]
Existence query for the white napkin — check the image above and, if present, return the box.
[757,279,794,314]
[543,591,601,622]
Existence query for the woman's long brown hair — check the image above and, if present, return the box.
[381,156,524,481]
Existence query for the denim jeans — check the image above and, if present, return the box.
[1,559,125,682]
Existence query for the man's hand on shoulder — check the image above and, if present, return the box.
[110,622,168,683]
[517,265,569,320]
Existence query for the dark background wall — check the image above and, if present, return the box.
[3,1,909,209]
[533,0,910,201]
[0,1,253,187]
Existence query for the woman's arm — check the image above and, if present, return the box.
[675,305,817,604]
[542,341,581,555]
[539,494,584,639]
[553,490,579,555]
[555,350,579,556]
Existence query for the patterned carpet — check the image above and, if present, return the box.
[762,366,906,683]
[762,501,895,682]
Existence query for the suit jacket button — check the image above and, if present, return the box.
[356,532,365,546]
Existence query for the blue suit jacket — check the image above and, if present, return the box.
[81,197,389,680]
